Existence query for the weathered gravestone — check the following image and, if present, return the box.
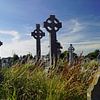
[87,69,100,100]
[91,76,100,100]
[68,44,75,66]
[31,24,45,60]
[44,15,62,66]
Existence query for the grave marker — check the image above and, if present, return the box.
[87,69,100,100]
[44,15,62,66]
[91,77,100,100]
[68,44,75,65]
[31,24,45,60]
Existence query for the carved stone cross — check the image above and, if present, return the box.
[44,15,62,66]
[31,24,45,60]
[68,44,75,65]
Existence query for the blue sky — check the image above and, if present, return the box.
[0,0,100,57]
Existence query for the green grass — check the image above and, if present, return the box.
[0,60,99,100]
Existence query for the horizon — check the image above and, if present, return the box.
[0,0,100,57]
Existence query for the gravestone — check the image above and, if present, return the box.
[91,77,100,100]
[97,51,100,63]
[31,24,45,60]
[68,44,75,65]
[44,15,62,66]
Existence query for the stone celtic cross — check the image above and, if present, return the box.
[44,15,62,66]
[31,24,45,60]
[68,44,75,65]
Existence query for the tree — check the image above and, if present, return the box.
[85,49,100,60]
[60,51,68,59]
[13,54,19,63]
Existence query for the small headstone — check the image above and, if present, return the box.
[31,24,45,60]
[68,44,75,65]
[44,15,62,66]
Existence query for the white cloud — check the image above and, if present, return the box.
[0,30,20,41]
[61,19,84,35]
[70,19,84,33]
[0,27,49,57]
[75,42,100,55]
[0,38,49,58]
[0,39,36,57]
[58,19,100,55]
[58,19,85,49]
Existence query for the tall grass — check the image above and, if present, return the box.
[0,60,99,100]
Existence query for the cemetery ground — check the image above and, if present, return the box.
[0,57,99,100]
[0,15,100,100]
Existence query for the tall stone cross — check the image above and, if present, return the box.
[44,15,62,66]
[68,44,75,66]
[31,24,45,60]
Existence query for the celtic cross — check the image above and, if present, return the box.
[68,44,75,65]
[31,24,45,60]
[44,15,62,66]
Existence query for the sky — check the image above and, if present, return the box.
[0,0,100,57]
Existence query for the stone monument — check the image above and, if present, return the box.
[91,77,100,100]
[44,15,62,66]
[31,24,45,60]
[68,44,75,65]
